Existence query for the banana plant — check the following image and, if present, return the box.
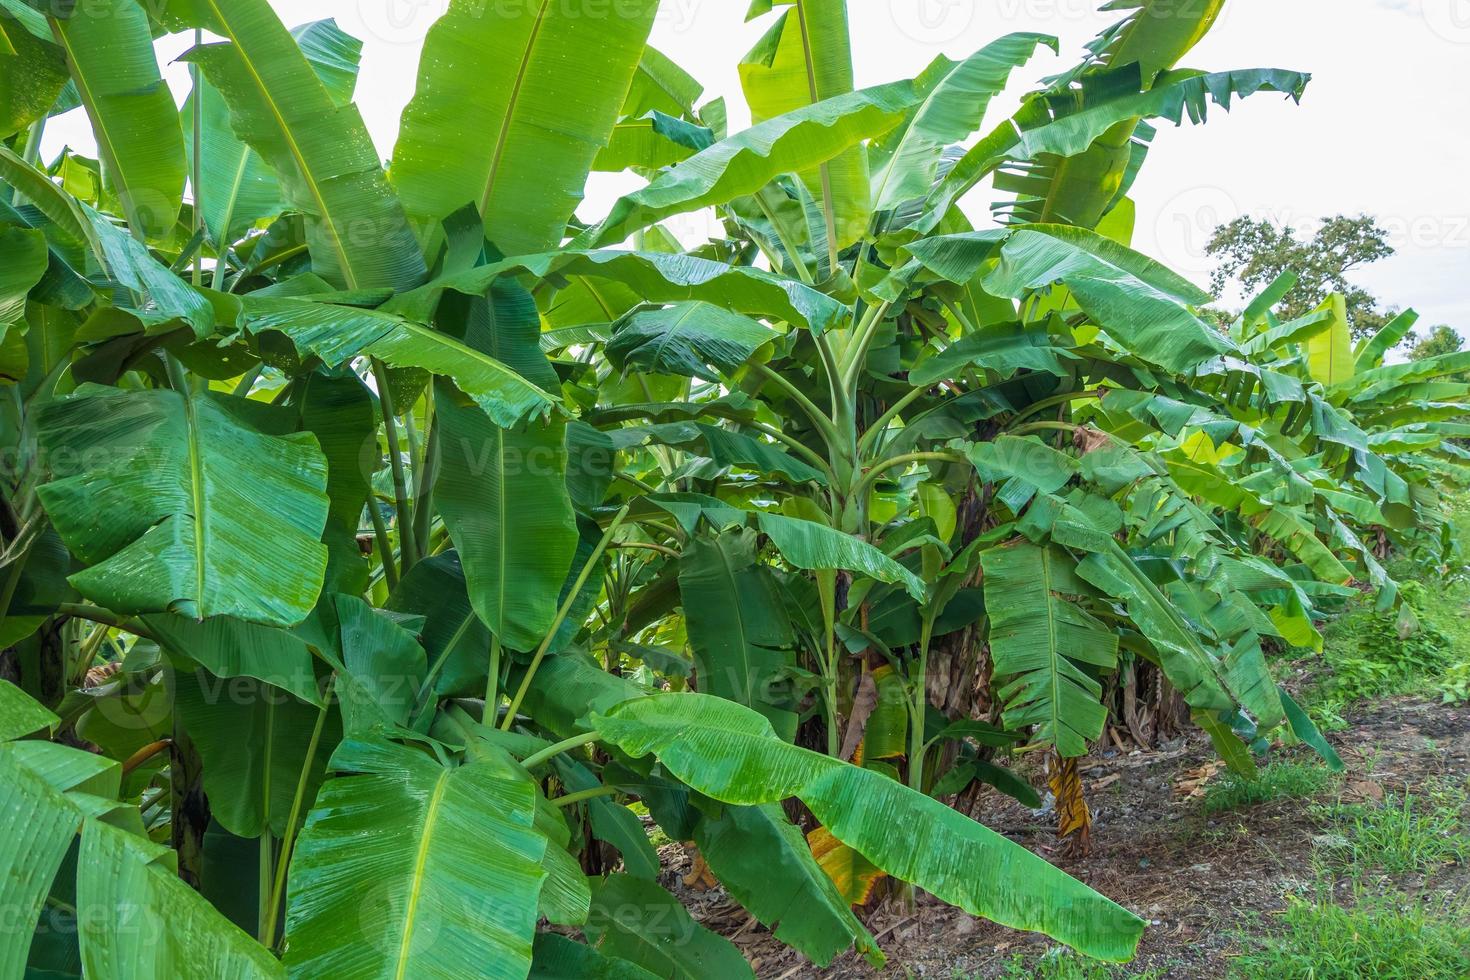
[0,1,1426,977]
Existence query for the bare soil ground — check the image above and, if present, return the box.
[657,696,1470,978]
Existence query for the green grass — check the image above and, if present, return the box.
[1293,487,1470,724]
[1315,780,1470,875]
[1202,759,1339,814]
[1230,887,1470,979]
[990,949,1163,980]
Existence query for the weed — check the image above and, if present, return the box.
[1202,760,1339,815]
[1315,781,1470,875]
[992,948,1163,979]
[1230,887,1470,979]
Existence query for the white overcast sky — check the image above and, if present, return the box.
[44,0,1470,333]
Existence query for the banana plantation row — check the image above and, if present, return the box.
[0,0,1462,976]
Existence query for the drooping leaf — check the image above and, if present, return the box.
[982,224,1233,373]
[593,694,1145,963]
[981,541,1116,757]
[234,296,559,429]
[584,874,754,980]
[530,933,659,980]
[606,302,777,382]
[435,388,578,652]
[388,249,847,336]
[35,385,330,627]
[695,803,881,967]
[77,820,283,978]
[757,512,926,600]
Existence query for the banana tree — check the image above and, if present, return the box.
[0,0,1433,976]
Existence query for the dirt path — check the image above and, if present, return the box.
[659,697,1470,978]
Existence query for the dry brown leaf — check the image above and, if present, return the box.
[1173,760,1225,799]
[1048,753,1092,856]
[680,844,719,891]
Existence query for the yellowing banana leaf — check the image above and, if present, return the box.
[593,693,1145,962]
[1304,293,1352,387]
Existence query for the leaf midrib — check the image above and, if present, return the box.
[393,771,450,980]
[479,0,554,220]
[203,1,357,288]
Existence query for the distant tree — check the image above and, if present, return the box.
[1410,323,1464,359]
[1207,214,1396,339]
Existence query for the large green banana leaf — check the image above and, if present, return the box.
[184,19,364,248]
[78,820,283,978]
[165,0,425,291]
[981,540,1117,757]
[758,512,926,599]
[529,933,658,980]
[623,45,703,120]
[392,0,658,256]
[584,874,754,980]
[386,250,847,335]
[589,82,920,249]
[605,302,777,382]
[435,389,578,652]
[870,33,1056,213]
[679,530,798,739]
[0,724,119,979]
[1304,293,1353,387]
[172,670,336,839]
[694,802,881,967]
[49,0,185,240]
[34,386,330,627]
[301,595,427,738]
[592,693,1145,962]
[0,677,57,741]
[738,0,865,251]
[232,296,558,429]
[387,552,490,699]
[981,224,1234,373]
[284,738,547,979]
[146,612,320,705]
